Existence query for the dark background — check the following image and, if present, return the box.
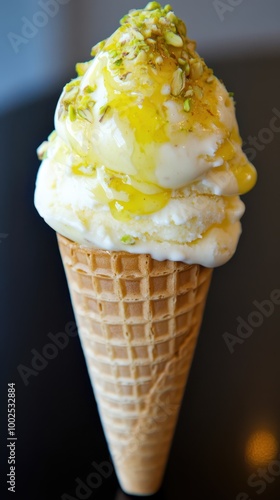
[1,53,280,500]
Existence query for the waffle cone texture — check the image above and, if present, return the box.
[57,234,213,495]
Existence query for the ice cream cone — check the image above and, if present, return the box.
[57,233,213,495]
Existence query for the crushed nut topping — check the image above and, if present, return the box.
[59,3,217,125]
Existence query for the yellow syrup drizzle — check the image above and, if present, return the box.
[215,136,236,162]
[72,163,96,176]
[99,57,227,220]
[98,63,174,220]
[102,58,178,143]
[213,129,257,194]
[228,128,257,193]
[231,162,257,194]
[108,176,171,221]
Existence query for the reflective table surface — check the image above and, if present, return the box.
[1,54,280,500]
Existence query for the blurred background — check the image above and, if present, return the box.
[1,0,280,113]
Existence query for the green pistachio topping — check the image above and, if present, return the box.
[184,98,191,112]
[146,2,162,10]
[171,68,185,96]
[164,4,173,12]
[121,235,136,245]
[79,95,92,109]
[65,79,80,92]
[190,61,203,80]
[91,40,106,57]
[57,3,216,133]
[99,105,111,122]
[77,108,93,123]
[84,85,96,93]
[75,62,91,77]
[164,31,183,47]
[185,62,190,76]
[68,105,77,122]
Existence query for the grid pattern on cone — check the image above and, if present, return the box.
[57,234,212,494]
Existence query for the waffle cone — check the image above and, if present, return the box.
[57,234,212,495]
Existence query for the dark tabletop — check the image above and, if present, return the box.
[0,53,280,500]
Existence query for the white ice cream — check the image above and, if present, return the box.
[34,2,256,267]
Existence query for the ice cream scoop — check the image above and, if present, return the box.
[35,2,256,267]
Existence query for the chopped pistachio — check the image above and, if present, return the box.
[91,40,106,57]
[171,68,185,96]
[184,98,191,112]
[77,108,93,123]
[206,75,214,83]
[185,62,190,76]
[126,50,137,60]
[159,16,168,26]
[79,95,92,110]
[84,85,96,93]
[135,50,147,64]
[164,31,183,47]
[65,79,80,92]
[119,71,132,81]
[132,29,144,41]
[63,86,79,105]
[151,24,161,35]
[191,61,203,79]
[121,235,136,245]
[187,41,196,52]
[164,4,173,12]
[178,58,186,66]
[155,55,163,65]
[114,58,123,66]
[99,105,111,122]
[68,105,76,122]
[76,62,91,77]
[229,92,235,97]
[193,85,204,99]
[146,2,161,11]
[182,51,189,61]
[166,11,177,23]
[177,20,187,37]
[146,38,156,45]
[110,50,118,59]
[185,88,193,97]
[143,28,152,38]
[120,14,129,25]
